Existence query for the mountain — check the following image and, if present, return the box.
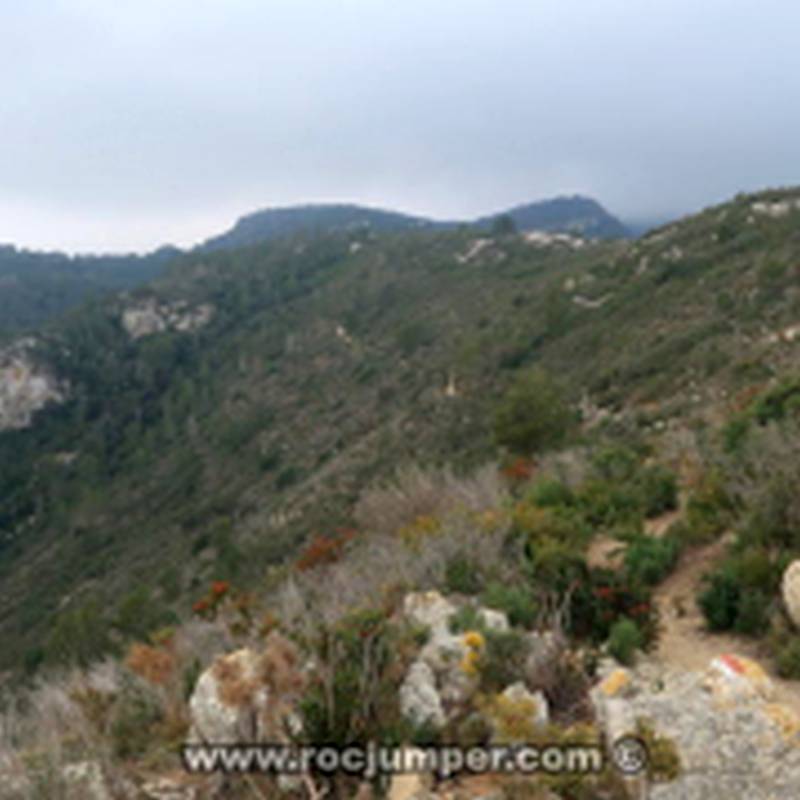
[1,186,800,677]
[0,196,627,335]
[201,196,629,251]
[199,203,435,250]
[477,195,630,238]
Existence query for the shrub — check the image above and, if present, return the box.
[482,582,538,628]
[449,605,485,634]
[624,535,681,587]
[698,566,740,631]
[295,529,356,571]
[607,618,643,666]
[577,479,643,528]
[684,475,731,542]
[445,556,483,595]
[571,572,657,646]
[493,368,575,455]
[733,590,770,636]
[125,643,176,688]
[775,638,800,679]
[527,477,575,509]
[636,465,678,517]
[478,629,530,692]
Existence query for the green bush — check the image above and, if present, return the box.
[527,477,575,509]
[607,618,643,666]
[624,535,681,587]
[577,479,643,527]
[448,605,485,634]
[775,638,800,679]
[636,465,678,518]
[493,368,575,455]
[481,582,538,628]
[479,629,530,692]
[698,566,740,631]
[733,590,770,636]
[684,476,731,542]
[445,556,484,595]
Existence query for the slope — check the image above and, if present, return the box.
[1,186,799,673]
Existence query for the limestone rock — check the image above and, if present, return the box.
[782,560,800,628]
[591,657,800,798]
[401,660,446,729]
[404,591,458,636]
[189,648,266,743]
[477,608,509,632]
[0,340,65,431]
[704,654,774,704]
[122,298,214,340]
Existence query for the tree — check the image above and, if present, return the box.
[493,368,574,455]
[491,214,517,237]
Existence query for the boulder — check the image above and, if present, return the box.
[477,608,509,632]
[782,560,800,628]
[400,660,446,729]
[704,653,774,705]
[188,636,303,744]
[404,591,458,636]
[591,657,800,799]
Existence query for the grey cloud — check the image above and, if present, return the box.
[2,0,800,251]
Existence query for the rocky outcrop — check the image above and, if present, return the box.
[121,299,214,340]
[751,198,800,218]
[782,560,800,628]
[188,634,304,744]
[0,340,65,431]
[523,231,585,249]
[591,655,800,798]
[400,660,446,730]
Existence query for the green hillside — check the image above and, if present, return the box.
[2,186,800,674]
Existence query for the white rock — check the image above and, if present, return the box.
[400,660,446,729]
[501,682,549,729]
[782,560,800,628]
[188,649,270,743]
[477,608,509,632]
[0,341,65,431]
[403,591,457,636]
[122,298,214,340]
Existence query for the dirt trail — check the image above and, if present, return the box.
[654,534,800,716]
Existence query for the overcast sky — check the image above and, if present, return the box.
[3,0,800,253]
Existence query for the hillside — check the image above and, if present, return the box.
[0,246,176,337]
[0,197,629,337]
[2,187,800,796]
[0,186,799,679]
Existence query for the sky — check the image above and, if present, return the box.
[3,0,800,253]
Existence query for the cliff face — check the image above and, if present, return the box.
[0,340,65,431]
[121,299,214,339]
